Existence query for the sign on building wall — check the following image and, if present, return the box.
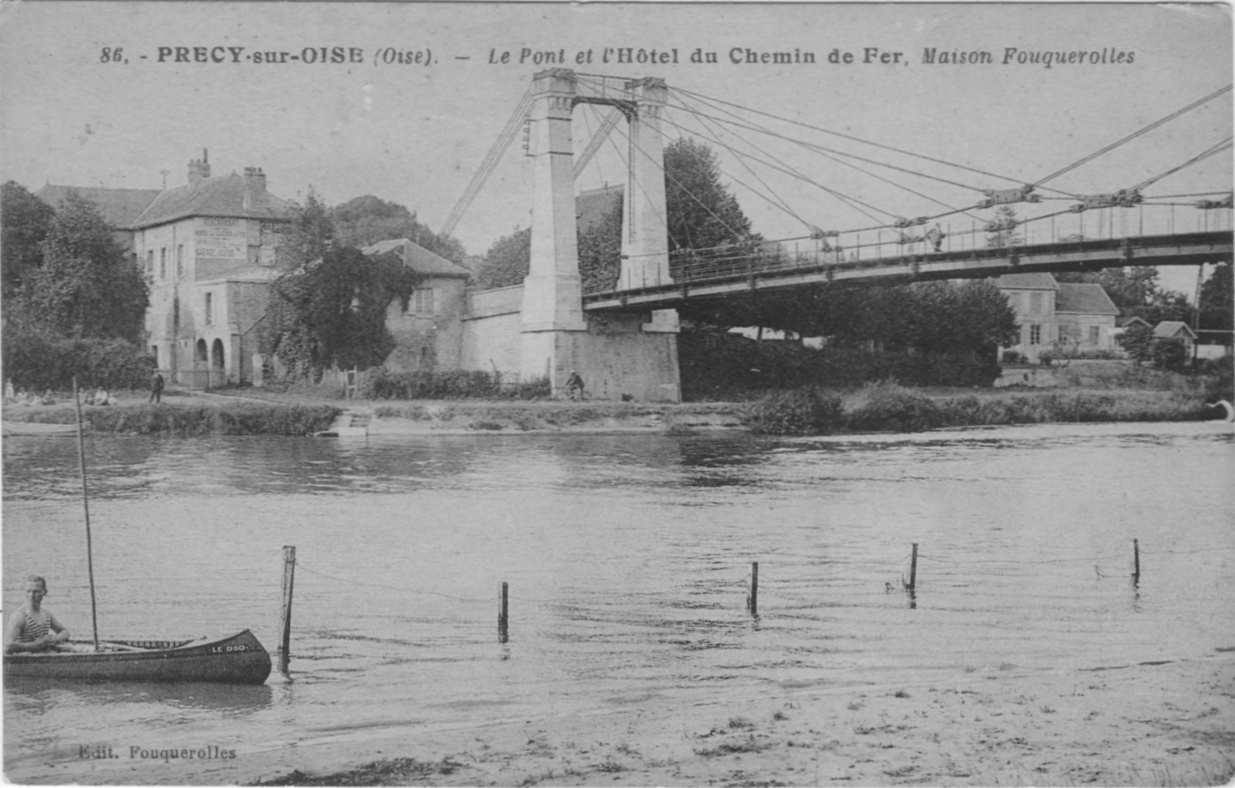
[194,217,249,279]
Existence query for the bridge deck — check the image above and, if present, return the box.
[583,230,1233,312]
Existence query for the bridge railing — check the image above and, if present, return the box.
[656,204,1233,289]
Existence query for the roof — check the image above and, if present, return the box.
[1055,283,1119,316]
[1118,315,1152,328]
[1152,321,1197,340]
[995,273,1058,290]
[363,238,471,278]
[36,185,161,228]
[130,172,295,229]
[197,267,281,285]
[576,185,623,233]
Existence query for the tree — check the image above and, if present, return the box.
[1,181,55,299]
[13,191,147,341]
[329,195,467,264]
[265,195,420,377]
[663,137,756,257]
[1116,322,1154,364]
[1198,262,1233,343]
[577,200,622,294]
[475,226,531,290]
[984,206,1022,250]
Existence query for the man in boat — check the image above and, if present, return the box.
[4,576,71,653]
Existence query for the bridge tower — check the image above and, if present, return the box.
[520,69,680,401]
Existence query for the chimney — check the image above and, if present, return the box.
[188,148,211,184]
[242,166,267,210]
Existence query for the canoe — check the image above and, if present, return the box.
[2,421,85,437]
[3,629,271,685]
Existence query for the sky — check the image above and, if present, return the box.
[1,2,1230,295]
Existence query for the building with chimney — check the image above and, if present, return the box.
[129,151,295,386]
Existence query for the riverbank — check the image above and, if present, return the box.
[248,651,1235,787]
[1,384,1224,437]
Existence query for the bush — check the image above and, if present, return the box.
[844,381,941,432]
[2,326,155,392]
[359,368,499,400]
[1150,340,1189,373]
[1001,350,1026,365]
[742,387,844,435]
[678,327,1002,401]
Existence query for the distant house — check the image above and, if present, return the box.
[1055,281,1120,350]
[363,238,472,374]
[1151,321,1197,355]
[995,273,1119,362]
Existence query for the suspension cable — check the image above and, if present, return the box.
[441,86,533,237]
[1131,137,1233,193]
[672,85,1073,197]
[676,89,989,225]
[1032,84,1233,188]
[665,95,990,194]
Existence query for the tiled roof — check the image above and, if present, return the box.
[130,172,294,229]
[1056,283,1119,315]
[363,238,471,278]
[36,185,161,228]
[576,185,623,233]
[1153,321,1197,339]
[994,273,1058,290]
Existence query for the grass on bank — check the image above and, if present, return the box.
[3,398,340,436]
[742,381,1217,435]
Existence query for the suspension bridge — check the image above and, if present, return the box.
[441,69,1232,400]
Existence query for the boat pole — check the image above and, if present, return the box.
[72,377,100,650]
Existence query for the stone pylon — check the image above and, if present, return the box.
[521,69,587,384]
[618,77,671,292]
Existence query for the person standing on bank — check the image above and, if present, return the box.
[4,575,70,653]
[150,372,165,404]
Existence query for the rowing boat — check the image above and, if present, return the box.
[2,421,85,437]
[4,629,271,684]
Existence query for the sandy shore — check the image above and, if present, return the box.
[249,651,1235,787]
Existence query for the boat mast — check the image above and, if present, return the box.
[72,377,100,650]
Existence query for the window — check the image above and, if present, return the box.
[146,250,154,274]
[1089,326,1101,345]
[205,292,213,325]
[1029,324,1042,345]
[412,288,434,316]
[176,245,184,278]
[1058,324,1076,343]
[160,248,167,279]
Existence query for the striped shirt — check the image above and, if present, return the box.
[17,607,51,643]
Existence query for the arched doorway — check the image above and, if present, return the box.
[211,339,225,382]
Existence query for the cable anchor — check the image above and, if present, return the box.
[1069,188,1143,212]
[978,185,1041,209]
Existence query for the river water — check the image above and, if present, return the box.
[3,421,1233,784]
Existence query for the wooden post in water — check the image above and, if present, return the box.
[498,582,509,643]
[909,543,919,593]
[72,377,100,650]
[1132,539,1140,586]
[278,545,296,673]
[748,562,759,617]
